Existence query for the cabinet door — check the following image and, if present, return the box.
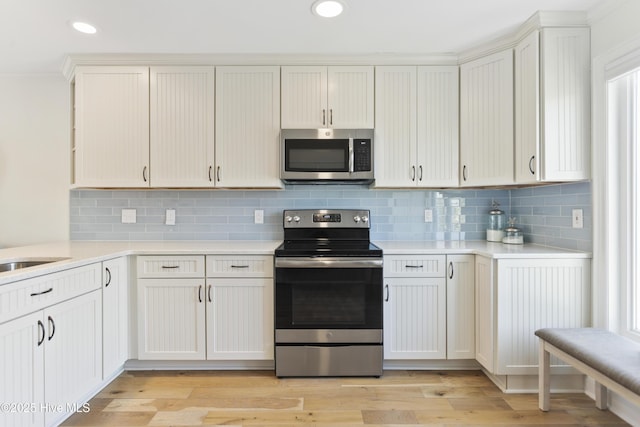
[515,30,540,184]
[73,66,150,187]
[44,290,102,427]
[281,66,327,128]
[383,277,446,359]
[475,256,494,372]
[215,66,282,188]
[206,278,273,360]
[150,66,215,187]
[327,66,374,128]
[137,278,205,360]
[539,27,590,181]
[0,312,44,427]
[417,66,459,187]
[495,258,591,375]
[373,66,417,187]
[446,255,475,359]
[103,257,129,377]
[460,50,514,186]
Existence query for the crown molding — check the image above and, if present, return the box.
[458,10,589,64]
[61,10,593,80]
[62,53,459,81]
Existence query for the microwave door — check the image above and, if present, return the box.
[348,138,354,173]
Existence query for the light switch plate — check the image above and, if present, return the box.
[254,209,264,224]
[572,209,583,229]
[165,209,176,225]
[121,209,136,224]
[424,209,433,223]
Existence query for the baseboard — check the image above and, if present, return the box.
[124,359,275,370]
[585,377,640,425]
[482,368,585,394]
[383,359,481,370]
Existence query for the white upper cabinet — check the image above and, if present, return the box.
[281,66,374,129]
[417,66,459,187]
[515,28,590,184]
[374,66,459,188]
[460,49,515,187]
[215,66,282,188]
[374,66,417,187]
[73,66,150,187]
[150,66,215,188]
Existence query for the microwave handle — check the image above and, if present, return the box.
[349,138,354,173]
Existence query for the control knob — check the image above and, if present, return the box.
[362,216,369,223]
[293,216,301,223]
[285,215,293,223]
[353,216,361,223]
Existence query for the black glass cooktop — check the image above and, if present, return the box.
[275,240,382,258]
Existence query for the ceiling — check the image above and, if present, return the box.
[1,0,609,74]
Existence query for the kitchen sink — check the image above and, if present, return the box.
[0,257,69,273]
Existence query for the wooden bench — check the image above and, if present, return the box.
[536,328,640,412]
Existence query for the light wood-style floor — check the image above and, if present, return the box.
[62,370,630,426]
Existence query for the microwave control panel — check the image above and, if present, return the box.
[353,139,372,172]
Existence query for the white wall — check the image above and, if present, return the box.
[591,0,640,59]
[0,74,70,247]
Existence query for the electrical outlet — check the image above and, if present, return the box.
[121,209,136,224]
[254,209,264,224]
[165,209,176,225]
[424,209,433,223]
[572,209,584,229]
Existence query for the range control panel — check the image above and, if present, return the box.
[283,209,370,228]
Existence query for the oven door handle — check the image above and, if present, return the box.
[275,257,383,268]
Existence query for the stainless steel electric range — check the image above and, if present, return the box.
[274,209,383,377]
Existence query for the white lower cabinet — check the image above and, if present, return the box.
[102,257,129,375]
[0,272,102,427]
[475,256,591,375]
[446,255,475,359]
[383,255,447,359]
[137,255,273,361]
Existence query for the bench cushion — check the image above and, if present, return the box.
[535,328,640,395]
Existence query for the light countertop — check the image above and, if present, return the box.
[0,240,590,286]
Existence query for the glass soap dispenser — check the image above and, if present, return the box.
[486,200,505,242]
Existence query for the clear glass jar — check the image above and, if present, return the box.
[486,203,505,242]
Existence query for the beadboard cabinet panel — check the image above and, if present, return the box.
[374,66,417,187]
[215,66,282,188]
[384,277,447,359]
[515,28,591,184]
[417,66,460,187]
[475,255,495,372]
[206,278,274,360]
[327,67,374,128]
[0,312,44,427]
[73,66,150,188]
[137,278,206,360]
[447,255,475,360]
[102,257,129,376]
[282,66,373,129]
[150,66,215,188]
[460,50,514,186]
[496,258,591,375]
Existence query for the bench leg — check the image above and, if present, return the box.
[539,339,550,411]
[595,381,608,410]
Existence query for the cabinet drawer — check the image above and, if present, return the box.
[383,255,446,277]
[136,255,205,278]
[0,263,102,324]
[206,255,273,278]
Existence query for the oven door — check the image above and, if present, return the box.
[275,257,383,344]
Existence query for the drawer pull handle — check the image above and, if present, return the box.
[37,320,45,346]
[30,288,53,297]
[405,265,423,269]
[161,265,180,269]
[230,265,250,269]
[48,316,55,341]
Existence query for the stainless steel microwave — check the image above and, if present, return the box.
[280,129,374,184]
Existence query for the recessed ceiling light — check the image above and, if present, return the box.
[312,0,345,18]
[72,21,97,34]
